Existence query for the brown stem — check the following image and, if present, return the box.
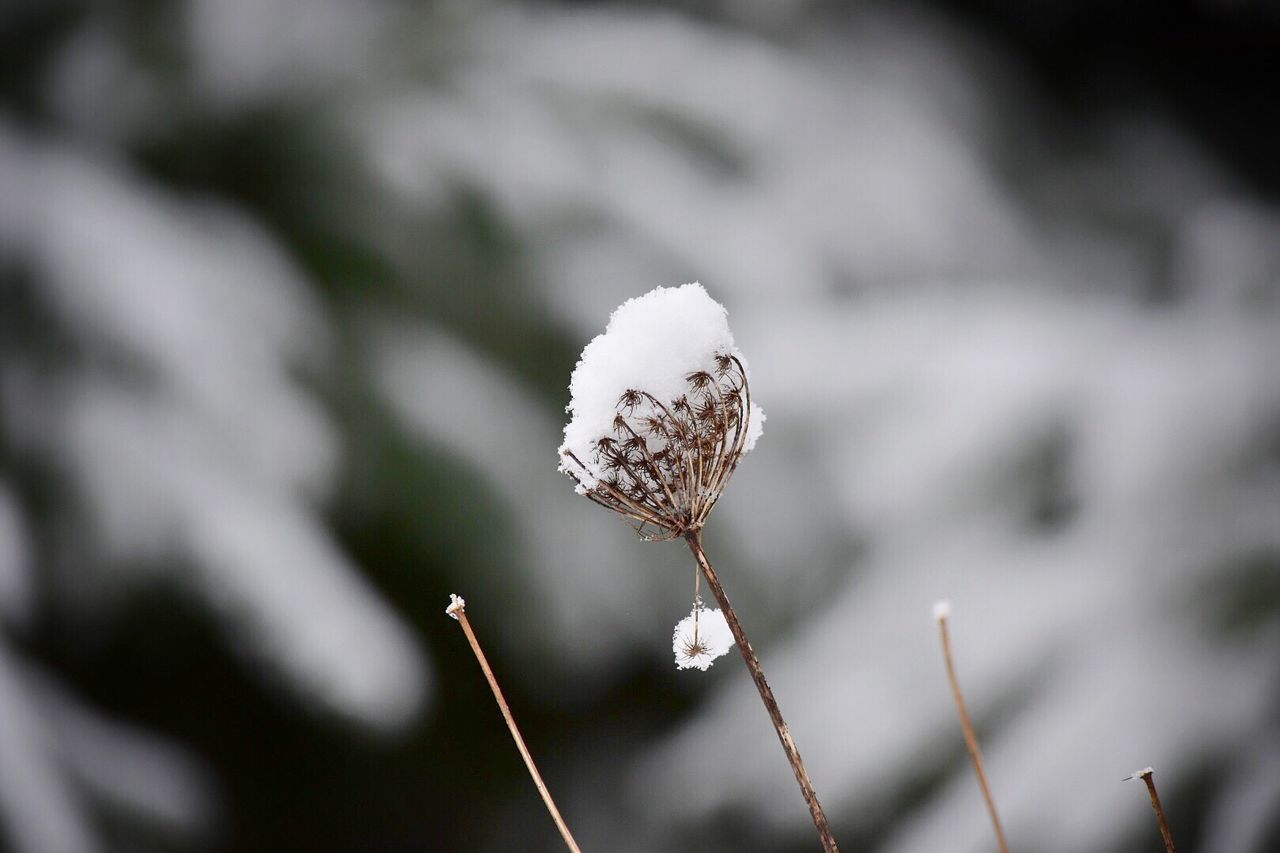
[685,530,840,853]
[447,597,584,853]
[936,609,1009,853]
[1131,768,1177,853]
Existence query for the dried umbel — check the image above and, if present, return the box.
[558,284,838,851]
[558,283,762,537]
[559,352,753,541]
[672,597,733,670]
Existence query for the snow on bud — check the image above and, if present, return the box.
[672,604,734,671]
[932,600,952,622]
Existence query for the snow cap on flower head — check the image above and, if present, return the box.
[558,283,764,540]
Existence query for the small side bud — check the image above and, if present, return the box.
[673,605,734,671]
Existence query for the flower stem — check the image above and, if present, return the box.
[447,597,584,853]
[685,531,839,853]
[936,608,1009,853]
[1130,768,1177,853]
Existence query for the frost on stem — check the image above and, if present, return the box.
[558,283,764,540]
[672,603,734,671]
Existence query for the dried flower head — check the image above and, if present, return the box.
[558,284,764,540]
[672,603,734,671]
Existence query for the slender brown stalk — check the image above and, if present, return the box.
[685,531,839,853]
[1128,767,1177,853]
[935,605,1009,853]
[446,596,583,853]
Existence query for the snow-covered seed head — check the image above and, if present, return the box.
[672,604,734,671]
[558,284,764,541]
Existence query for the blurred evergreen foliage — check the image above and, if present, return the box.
[1,2,1278,852]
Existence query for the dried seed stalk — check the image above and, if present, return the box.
[1128,767,1176,853]
[446,596,583,853]
[688,531,839,853]
[563,356,838,850]
[936,608,1009,853]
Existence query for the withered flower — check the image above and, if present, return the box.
[557,283,763,540]
[560,354,753,540]
[672,600,733,671]
[556,283,837,852]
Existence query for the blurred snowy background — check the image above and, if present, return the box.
[2,1,1278,851]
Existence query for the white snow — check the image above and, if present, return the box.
[0,487,32,628]
[558,283,765,490]
[0,124,428,731]
[932,600,952,622]
[0,644,98,853]
[672,605,735,671]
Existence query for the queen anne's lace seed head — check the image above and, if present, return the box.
[558,284,764,540]
[672,604,734,670]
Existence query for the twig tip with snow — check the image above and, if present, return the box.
[446,594,466,620]
[933,600,953,622]
[1126,767,1156,781]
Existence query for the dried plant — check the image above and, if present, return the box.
[935,601,1009,853]
[558,284,839,853]
[1127,768,1177,853]
[446,595,583,853]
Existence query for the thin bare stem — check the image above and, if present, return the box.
[692,568,702,644]
[936,606,1009,853]
[685,531,839,853]
[446,596,584,853]
[1128,768,1177,853]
